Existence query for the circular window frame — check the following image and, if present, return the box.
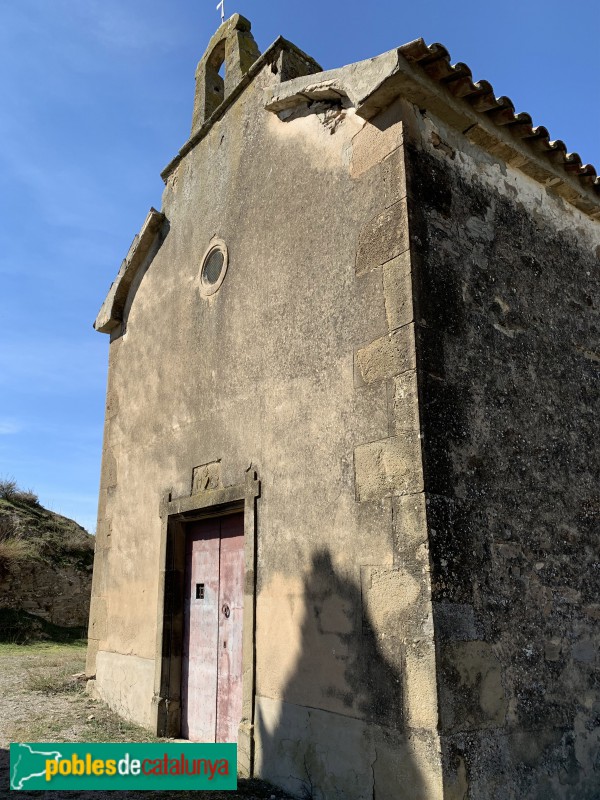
[199,239,229,297]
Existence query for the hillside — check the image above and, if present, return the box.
[0,480,94,642]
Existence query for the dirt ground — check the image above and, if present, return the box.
[0,642,294,799]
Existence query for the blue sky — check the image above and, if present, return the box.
[0,1,598,532]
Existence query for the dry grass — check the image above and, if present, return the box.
[0,478,38,505]
[0,642,295,798]
[1,641,162,744]
[0,478,18,501]
[0,537,33,562]
[0,479,93,577]
[25,664,83,695]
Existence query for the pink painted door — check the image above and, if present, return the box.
[216,515,245,743]
[181,513,244,743]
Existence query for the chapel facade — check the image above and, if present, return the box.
[87,15,600,800]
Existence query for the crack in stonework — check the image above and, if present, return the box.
[371,746,378,800]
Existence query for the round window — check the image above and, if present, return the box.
[199,239,228,296]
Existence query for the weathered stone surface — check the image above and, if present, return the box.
[89,38,441,795]
[264,48,401,116]
[94,209,165,334]
[350,102,404,179]
[392,492,428,566]
[381,146,408,210]
[87,596,107,640]
[191,461,222,493]
[356,199,410,275]
[256,696,443,800]
[95,651,156,728]
[191,15,260,135]
[356,324,416,384]
[434,602,477,642]
[361,565,422,632]
[440,641,507,732]
[354,433,423,500]
[0,561,91,629]
[407,115,600,796]
[393,369,420,433]
[404,641,439,730]
[383,250,414,331]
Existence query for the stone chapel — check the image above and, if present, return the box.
[87,15,600,800]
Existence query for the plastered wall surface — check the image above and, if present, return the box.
[405,106,600,799]
[88,54,443,798]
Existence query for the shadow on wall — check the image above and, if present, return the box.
[257,550,430,800]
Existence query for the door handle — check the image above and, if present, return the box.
[222,604,230,618]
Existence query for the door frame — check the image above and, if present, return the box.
[152,468,260,777]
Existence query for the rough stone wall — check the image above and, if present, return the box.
[405,106,600,799]
[0,561,91,629]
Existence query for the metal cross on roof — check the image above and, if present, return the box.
[216,0,225,23]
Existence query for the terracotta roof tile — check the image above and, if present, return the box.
[398,38,599,198]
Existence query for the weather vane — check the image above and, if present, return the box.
[216,0,225,23]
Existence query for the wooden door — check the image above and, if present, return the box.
[181,513,244,743]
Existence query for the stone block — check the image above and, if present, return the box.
[393,369,420,433]
[237,720,253,778]
[355,433,423,501]
[95,650,156,729]
[192,461,222,493]
[361,566,424,637]
[434,603,477,642]
[255,696,375,800]
[100,448,117,492]
[440,641,507,732]
[356,200,409,275]
[572,639,596,664]
[86,638,99,677]
[544,637,562,662]
[351,122,404,179]
[356,324,416,385]
[404,641,440,731]
[392,493,428,558]
[381,147,408,209]
[383,250,414,331]
[354,267,389,345]
[88,596,108,640]
[371,726,444,800]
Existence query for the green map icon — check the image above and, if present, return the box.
[9,742,237,790]
[11,743,63,790]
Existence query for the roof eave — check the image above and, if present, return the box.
[94,208,165,334]
[265,44,600,220]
